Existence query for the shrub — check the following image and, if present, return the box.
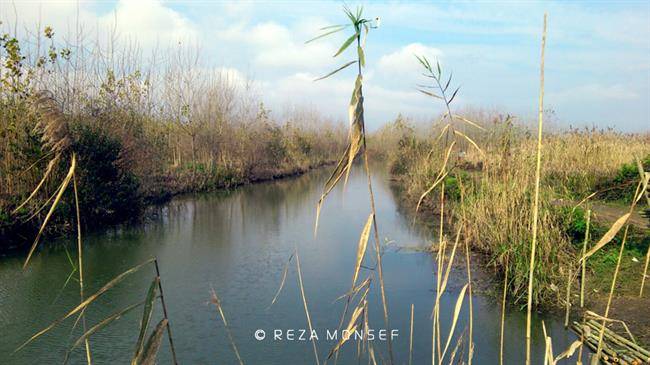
[70,123,142,225]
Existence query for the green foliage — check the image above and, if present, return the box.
[443,172,470,201]
[556,206,590,244]
[598,154,649,202]
[70,124,142,225]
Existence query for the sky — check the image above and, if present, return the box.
[1,0,649,131]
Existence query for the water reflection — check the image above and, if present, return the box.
[0,165,576,364]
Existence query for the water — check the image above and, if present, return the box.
[0,166,578,364]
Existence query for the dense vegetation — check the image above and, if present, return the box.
[373,112,650,307]
[0,25,344,250]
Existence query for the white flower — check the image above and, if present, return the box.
[375,17,381,28]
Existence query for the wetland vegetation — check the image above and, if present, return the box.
[1,4,648,365]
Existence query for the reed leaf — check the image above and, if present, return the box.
[415,141,456,214]
[328,302,364,359]
[210,288,244,365]
[139,318,168,365]
[315,74,364,235]
[132,277,159,363]
[418,89,443,99]
[441,283,468,362]
[438,227,463,300]
[65,300,146,364]
[553,340,582,364]
[352,214,372,288]
[268,252,295,309]
[16,258,155,352]
[447,86,460,104]
[306,26,348,44]
[314,60,357,81]
[12,156,60,213]
[581,213,630,260]
[334,32,359,57]
[453,130,485,157]
[23,154,76,269]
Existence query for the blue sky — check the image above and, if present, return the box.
[1,0,649,131]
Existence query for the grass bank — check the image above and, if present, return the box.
[0,25,345,252]
[372,113,650,309]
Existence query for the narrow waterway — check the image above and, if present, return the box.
[0,165,577,364]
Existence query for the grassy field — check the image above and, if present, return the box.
[374,115,649,306]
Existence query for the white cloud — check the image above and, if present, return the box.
[1,1,648,131]
[0,0,197,49]
[377,43,443,78]
[212,19,338,72]
[98,0,198,47]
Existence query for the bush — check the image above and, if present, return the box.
[597,154,650,202]
[70,123,142,225]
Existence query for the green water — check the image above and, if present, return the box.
[0,166,577,364]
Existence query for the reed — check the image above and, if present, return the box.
[295,250,320,365]
[525,13,547,365]
[308,7,394,363]
[580,209,591,307]
[210,288,244,365]
[499,255,509,365]
[409,304,414,365]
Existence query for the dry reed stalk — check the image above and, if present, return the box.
[23,154,76,268]
[210,288,244,365]
[638,159,650,297]
[525,13,547,365]
[358,45,395,365]
[73,172,92,364]
[499,255,509,365]
[432,182,446,365]
[642,244,650,297]
[464,235,474,365]
[564,268,572,328]
[362,133,394,365]
[440,283,468,362]
[309,10,393,363]
[409,304,414,365]
[153,259,179,365]
[268,252,295,309]
[594,226,630,364]
[577,315,587,365]
[580,209,591,307]
[333,213,371,365]
[295,251,320,365]
[541,321,552,365]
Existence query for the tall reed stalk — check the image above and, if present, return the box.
[73,169,92,364]
[580,209,591,308]
[295,251,320,365]
[499,254,509,365]
[525,13,547,365]
[308,8,393,363]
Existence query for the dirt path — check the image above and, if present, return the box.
[589,201,648,228]
[585,296,650,348]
